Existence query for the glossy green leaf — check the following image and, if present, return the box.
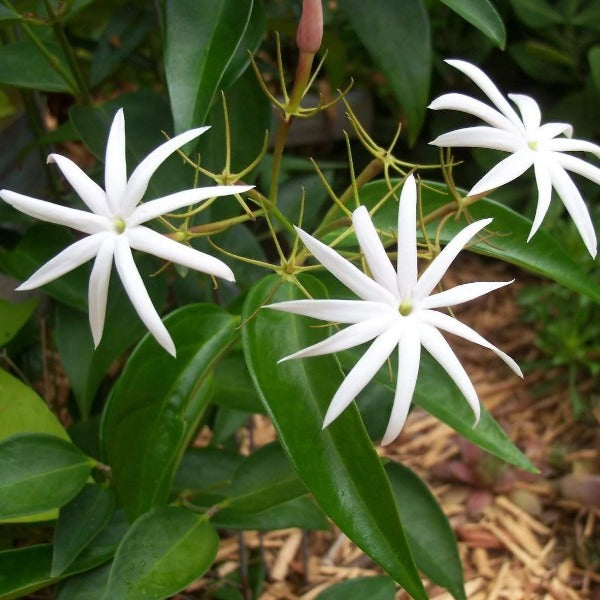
[105,507,218,600]
[165,0,254,134]
[316,576,396,600]
[338,0,431,143]
[55,563,111,600]
[0,433,93,519]
[101,304,237,519]
[387,462,465,600]
[242,275,426,600]
[439,0,505,48]
[230,442,307,512]
[0,544,53,600]
[0,298,37,346]
[52,485,115,576]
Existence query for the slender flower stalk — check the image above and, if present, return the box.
[267,175,522,445]
[1,109,251,356]
[429,59,600,258]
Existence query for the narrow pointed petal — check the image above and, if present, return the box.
[88,237,114,347]
[421,280,513,310]
[445,60,525,133]
[322,325,401,428]
[126,226,235,281]
[546,160,597,257]
[469,150,533,197]
[266,299,393,324]
[397,174,417,298]
[552,152,600,185]
[413,218,492,302]
[128,185,253,227]
[295,227,396,304]
[431,126,521,153]
[428,93,519,133]
[113,236,176,356]
[529,159,552,240]
[507,94,541,131]
[104,108,127,213]
[538,122,573,139]
[381,324,421,445]
[421,310,523,377]
[352,205,398,297]
[279,313,397,362]
[48,154,110,217]
[123,126,210,213]
[545,138,600,159]
[419,324,480,424]
[17,233,110,291]
[0,190,108,234]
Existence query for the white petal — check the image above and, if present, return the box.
[381,324,421,445]
[420,280,513,310]
[413,218,492,302]
[88,237,114,347]
[128,185,253,227]
[265,299,393,324]
[546,160,597,258]
[0,190,108,235]
[16,233,110,291]
[279,313,397,362]
[507,94,541,131]
[428,93,519,133]
[431,126,522,153]
[104,108,128,213]
[419,323,480,423]
[322,324,401,428]
[397,174,417,298]
[420,310,523,377]
[126,226,235,282]
[545,138,600,158]
[529,158,552,240]
[48,154,110,217]
[122,126,210,214]
[113,235,176,356]
[552,152,600,185]
[469,150,533,197]
[295,227,396,304]
[352,205,398,297]
[538,122,573,139]
[445,59,525,133]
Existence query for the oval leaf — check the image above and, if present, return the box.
[0,544,53,600]
[316,576,396,600]
[0,297,37,346]
[56,563,111,600]
[439,0,506,48]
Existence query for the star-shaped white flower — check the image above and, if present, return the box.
[1,108,251,356]
[267,175,522,445]
[429,59,600,258]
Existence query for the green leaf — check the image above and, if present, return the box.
[0,433,93,519]
[104,507,218,600]
[101,304,237,520]
[164,0,254,134]
[386,462,465,600]
[52,485,115,576]
[508,0,563,28]
[0,4,21,20]
[588,46,600,93]
[439,0,505,48]
[230,442,307,512]
[0,298,37,346]
[315,576,396,600]
[0,544,53,600]
[56,563,111,600]
[242,275,426,600]
[337,0,431,144]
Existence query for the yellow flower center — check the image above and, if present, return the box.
[527,139,539,151]
[399,299,412,316]
[113,217,126,234]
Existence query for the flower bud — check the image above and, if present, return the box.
[296,0,323,54]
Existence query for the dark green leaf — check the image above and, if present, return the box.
[0,4,21,20]
[439,0,505,48]
[0,298,37,346]
[0,544,53,600]
[55,563,111,600]
[508,0,563,27]
[211,405,252,446]
[588,46,600,93]
[164,0,254,134]
[52,485,115,576]
[0,433,93,519]
[101,304,237,519]
[242,275,426,599]
[315,576,396,600]
[105,507,218,600]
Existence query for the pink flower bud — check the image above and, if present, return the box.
[296,0,323,53]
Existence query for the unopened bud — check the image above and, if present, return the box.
[296,0,323,54]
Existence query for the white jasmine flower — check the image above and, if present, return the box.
[1,108,251,356]
[267,175,522,445]
[429,59,600,258]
